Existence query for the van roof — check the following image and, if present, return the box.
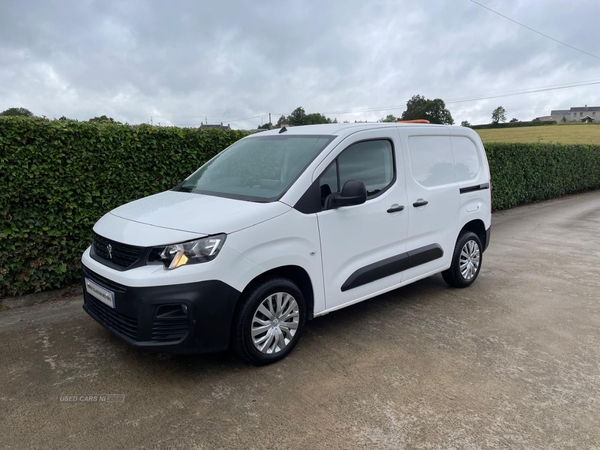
[256,122,452,136]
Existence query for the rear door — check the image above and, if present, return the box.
[315,128,409,311]
[450,133,491,224]
[399,127,459,282]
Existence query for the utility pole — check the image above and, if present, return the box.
[269,113,272,128]
[150,116,153,126]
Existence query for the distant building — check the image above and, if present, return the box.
[537,106,600,123]
[273,120,290,129]
[200,122,231,130]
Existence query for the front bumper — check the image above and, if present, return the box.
[82,265,241,354]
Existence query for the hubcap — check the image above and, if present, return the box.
[459,240,480,280]
[251,292,299,355]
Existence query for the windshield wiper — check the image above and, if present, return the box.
[175,185,195,193]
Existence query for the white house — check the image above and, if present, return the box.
[539,106,600,123]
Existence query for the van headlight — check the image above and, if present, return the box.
[149,234,226,269]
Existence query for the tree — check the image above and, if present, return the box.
[380,114,398,123]
[491,106,506,124]
[400,95,454,125]
[283,107,334,126]
[461,120,471,127]
[89,115,119,123]
[509,118,518,123]
[0,107,34,117]
[257,122,272,130]
[305,112,332,125]
[288,107,307,126]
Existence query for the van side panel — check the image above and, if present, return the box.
[225,208,326,314]
[399,127,459,281]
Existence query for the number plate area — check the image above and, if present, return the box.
[85,278,115,309]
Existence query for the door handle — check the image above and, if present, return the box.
[413,199,429,207]
[387,204,405,213]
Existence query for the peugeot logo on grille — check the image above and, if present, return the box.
[107,244,113,259]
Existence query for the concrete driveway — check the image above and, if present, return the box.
[1,191,600,449]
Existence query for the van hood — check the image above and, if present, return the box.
[109,190,291,235]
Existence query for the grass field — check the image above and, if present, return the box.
[476,124,600,145]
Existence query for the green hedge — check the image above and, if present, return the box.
[471,120,557,130]
[1,119,599,297]
[486,142,600,210]
[0,117,248,297]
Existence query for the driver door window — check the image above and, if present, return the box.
[318,139,395,207]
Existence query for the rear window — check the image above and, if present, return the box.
[407,136,455,187]
[451,136,480,182]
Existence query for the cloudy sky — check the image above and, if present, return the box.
[1,0,599,129]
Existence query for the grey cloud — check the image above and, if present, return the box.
[1,0,599,127]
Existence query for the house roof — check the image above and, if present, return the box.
[551,106,600,115]
[200,123,231,130]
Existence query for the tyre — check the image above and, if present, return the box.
[442,231,483,288]
[232,277,306,365]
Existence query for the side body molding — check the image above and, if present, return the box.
[341,244,443,292]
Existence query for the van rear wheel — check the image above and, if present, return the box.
[442,232,482,288]
[232,278,306,365]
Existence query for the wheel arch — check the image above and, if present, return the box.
[459,219,487,251]
[236,265,315,321]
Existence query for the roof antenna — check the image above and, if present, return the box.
[279,126,287,134]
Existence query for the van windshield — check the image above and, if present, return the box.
[175,134,335,201]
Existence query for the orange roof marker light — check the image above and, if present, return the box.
[397,119,430,124]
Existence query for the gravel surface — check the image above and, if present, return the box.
[1,191,599,449]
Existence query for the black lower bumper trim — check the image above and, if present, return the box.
[484,225,491,251]
[82,266,241,354]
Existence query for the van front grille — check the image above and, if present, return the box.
[92,233,143,269]
[84,292,138,340]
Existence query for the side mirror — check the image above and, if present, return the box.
[325,180,367,209]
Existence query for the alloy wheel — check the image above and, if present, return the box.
[459,240,481,280]
[251,292,300,355]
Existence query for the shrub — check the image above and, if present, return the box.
[472,120,557,130]
[1,119,599,297]
[0,117,248,297]
[485,142,600,210]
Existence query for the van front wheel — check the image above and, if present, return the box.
[232,278,306,365]
[442,232,482,288]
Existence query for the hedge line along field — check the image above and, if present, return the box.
[1,117,600,297]
[484,142,600,210]
[477,123,600,144]
[0,117,248,297]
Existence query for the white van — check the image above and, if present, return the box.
[82,123,491,364]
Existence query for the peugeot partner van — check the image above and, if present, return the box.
[82,123,491,365]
